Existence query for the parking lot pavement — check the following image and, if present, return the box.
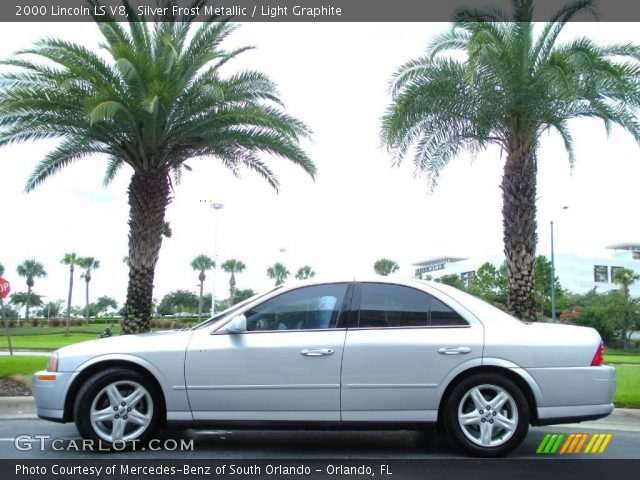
[2,399,638,459]
[0,417,639,459]
[3,395,640,433]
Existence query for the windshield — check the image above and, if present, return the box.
[192,287,281,330]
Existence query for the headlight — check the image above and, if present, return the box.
[46,352,59,372]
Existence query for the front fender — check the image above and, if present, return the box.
[71,353,191,414]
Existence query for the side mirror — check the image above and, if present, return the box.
[224,314,247,334]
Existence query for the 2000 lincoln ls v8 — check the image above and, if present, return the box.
[33,277,615,456]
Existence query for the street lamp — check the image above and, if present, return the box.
[211,202,224,315]
[550,206,569,322]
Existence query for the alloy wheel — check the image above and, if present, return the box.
[457,383,518,448]
[89,380,153,443]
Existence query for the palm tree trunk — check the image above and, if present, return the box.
[229,272,236,304]
[122,169,171,334]
[65,265,73,336]
[198,280,204,322]
[25,284,32,323]
[501,146,537,321]
[85,278,90,324]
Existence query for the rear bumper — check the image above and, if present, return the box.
[527,365,615,424]
[534,403,614,426]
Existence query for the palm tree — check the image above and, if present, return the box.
[60,252,79,335]
[78,257,100,324]
[221,259,246,304]
[267,262,290,286]
[0,1,315,334]
[191,254,215,322]
[295,265,315,280]
[613,268,640,299]
[381,0,640,320]
[0,262,4,277]
[9,292,44,316]
[15,259,46,322]
[373,258,399,276]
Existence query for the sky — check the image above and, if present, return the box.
[0,21,639,310]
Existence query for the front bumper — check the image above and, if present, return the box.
[32,370,74,423]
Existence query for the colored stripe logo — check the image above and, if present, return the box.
[536,433,613,454]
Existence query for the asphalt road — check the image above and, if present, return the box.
[0,418,638,459]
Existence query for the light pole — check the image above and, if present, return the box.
[550,206,568,322]
[211,202,224,315]
[550,221,556,322]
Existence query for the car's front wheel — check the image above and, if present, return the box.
[74,368,161,449]
[444,373,529,457]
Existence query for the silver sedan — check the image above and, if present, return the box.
[33,277,615,457]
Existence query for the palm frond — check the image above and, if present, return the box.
[103,156,125,186]
[26,137,107,192]
[427,27,470,60]
[1,2,314,193]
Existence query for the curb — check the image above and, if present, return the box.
[0,396,36,418]
[1,397,640,428]
[564,407,640,433]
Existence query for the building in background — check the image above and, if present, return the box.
[412,243,640,297]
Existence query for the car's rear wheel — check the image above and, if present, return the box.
[74,368,161,449]
[444,373,529,457]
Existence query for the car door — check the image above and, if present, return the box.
[340,282,484,422]
[185,282,352,422]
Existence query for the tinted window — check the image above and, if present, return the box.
[359,284,429,328]
[430,296,468,326]
[244,284,347,331]
[358,283,468,328]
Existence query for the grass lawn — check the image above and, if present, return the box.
[4,324,120,336]
[1,322,190,350]
[614,365,640,408]
[604,347,640,365]
[0,356,47,389]
[0,333,100,350]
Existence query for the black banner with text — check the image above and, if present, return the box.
[2,0,640,22]
[2,459,640,480]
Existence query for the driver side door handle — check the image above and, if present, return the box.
[438,347,472,355]
[301,348,335,356]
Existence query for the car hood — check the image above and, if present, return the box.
[55,329,193,372]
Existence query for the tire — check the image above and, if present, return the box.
[74,368,162,450]
[444,373,529,457]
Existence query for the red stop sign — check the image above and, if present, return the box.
[0,278,10,299]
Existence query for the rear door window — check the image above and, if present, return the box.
[358,283,467,328]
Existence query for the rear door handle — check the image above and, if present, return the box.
[438,347,472,355]
[301,348,334,357]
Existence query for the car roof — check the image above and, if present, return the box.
[276,275,438,292]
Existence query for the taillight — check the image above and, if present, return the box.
[591,342,604,366]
